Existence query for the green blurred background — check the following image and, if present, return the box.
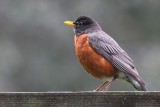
[0,0,159,91]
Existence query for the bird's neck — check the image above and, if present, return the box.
[75,24,102,36]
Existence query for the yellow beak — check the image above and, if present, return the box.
[64,21,75,27]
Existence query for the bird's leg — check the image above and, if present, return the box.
[104,77,116,91]
[94,80,108,92]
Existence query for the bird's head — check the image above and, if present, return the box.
[64,16,101,35]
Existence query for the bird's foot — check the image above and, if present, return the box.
[92,90,98,92]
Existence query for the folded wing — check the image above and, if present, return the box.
[88,31,146,86]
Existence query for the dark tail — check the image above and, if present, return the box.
[129,76,147,91]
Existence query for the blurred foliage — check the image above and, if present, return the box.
[0,0,159,91]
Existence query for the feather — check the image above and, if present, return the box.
[88,31,147,90]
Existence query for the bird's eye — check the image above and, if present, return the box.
[79,21,84,26]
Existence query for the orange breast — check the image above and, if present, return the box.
[74,34,116,79]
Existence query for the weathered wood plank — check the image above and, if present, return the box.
[0,92,159,107]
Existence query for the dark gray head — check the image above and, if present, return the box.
[73,16,102,35]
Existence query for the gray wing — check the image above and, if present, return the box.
[88,31,145,84]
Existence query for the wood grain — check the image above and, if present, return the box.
[0,92,159,107]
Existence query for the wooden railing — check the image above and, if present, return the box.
[0,92,159,107]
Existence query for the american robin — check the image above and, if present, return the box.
[64,16,147,91]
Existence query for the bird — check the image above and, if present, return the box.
[64,16,147,91]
